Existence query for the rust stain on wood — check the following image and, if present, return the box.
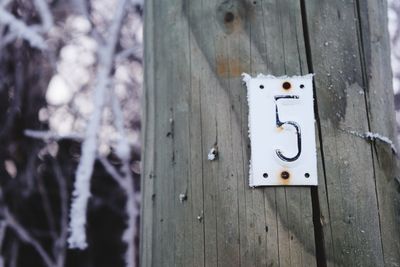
[216,56,246,78]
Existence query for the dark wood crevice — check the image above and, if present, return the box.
[299,0,328,266]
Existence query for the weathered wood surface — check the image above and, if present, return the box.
[141,0,400,266]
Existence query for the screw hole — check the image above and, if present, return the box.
[282,82,291,90]
[263,173,268,178]
[281,171,290,179]
[300,84,304,89]
[259,84,264,89]
[305,173,310,178]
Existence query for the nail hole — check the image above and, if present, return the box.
[259,84,264,89]
[305,173,310,178]
[300,84,304,89]
[281,171,290,179]
[263,173,268,178]
[282,82,291,90]
[224,12,234,23]
[253,1,257,4]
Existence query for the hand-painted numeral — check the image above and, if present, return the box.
[274,95,301,162]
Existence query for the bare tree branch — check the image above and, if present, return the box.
[68,0,130,250]
[37,175,58,241]
[0,0,12,8]
[0,221,6,267]
[98,156,126,187]
[3,209,55,267]
[33,0,54,30]
[24,129,84,142]
[8,240,18,267]
[116,45,143,64]
[111,87,138,267]
[0,8,47,50]
[51,160,69,267]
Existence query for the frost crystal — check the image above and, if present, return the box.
[207,148,217,161]
[179,193,187,203]
[348,130,397,154]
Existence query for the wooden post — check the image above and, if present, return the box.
[141,0,400,266]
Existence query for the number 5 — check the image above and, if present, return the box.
[274,95,302,162]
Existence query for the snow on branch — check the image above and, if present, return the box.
[33,0,54,30]
[24,129,84,141]
[98,153,138,267]
[348,130,398,154]
[110,91,137,267]
[116,45,143,63]
[0,8,47,49]
[67,0,129,250]
[111,91,131,161]
[98,156,125,188]
[0,0,12,8]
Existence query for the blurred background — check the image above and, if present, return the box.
[389,0,400,140]
[0,0,142,266]
[0,0,398,267]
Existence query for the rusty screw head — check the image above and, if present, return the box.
[281,171,290,179]
[282,82,291,90]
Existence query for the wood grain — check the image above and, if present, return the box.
[141,0,400,266]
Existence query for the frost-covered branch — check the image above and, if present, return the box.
[97,88,138,267]
[51,160,69,267]
[0,221,6,267]
[24,129,84,141]
[116,45,143,63]
[122,172,138,267]
[0,32,18,48]
[111,90,137,267]
[0,0,12,8]
[33,0,54,30]
[3,209,55,267]
[111,92,130,161]
[347,130,398,154]
[0,8,47,49]
[68,0,129,250]
[98,156,126,187]
[98,153,138,267]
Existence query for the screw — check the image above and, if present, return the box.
[282,82,291,90]
[281,171,290,179]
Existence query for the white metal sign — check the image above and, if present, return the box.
[243,73,318,187]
